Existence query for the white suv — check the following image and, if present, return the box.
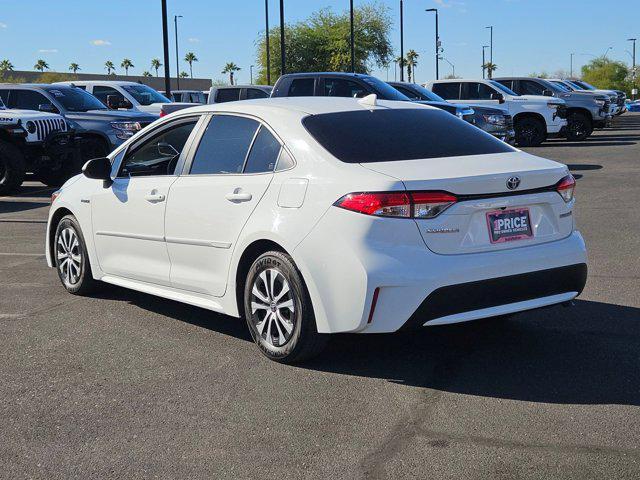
[426,79,568,147]
[46,97,587,363]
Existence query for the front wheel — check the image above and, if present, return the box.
[0,140,26,195]
[565,112,593,141]
[244,251,327,363]
[515,117,546,147]
[54,215,99,295]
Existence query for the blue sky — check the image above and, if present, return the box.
[0,0,637,84]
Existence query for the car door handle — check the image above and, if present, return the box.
[144,193,166,203]
[225,191,252,202]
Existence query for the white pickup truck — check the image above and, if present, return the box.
[426,79,568,147]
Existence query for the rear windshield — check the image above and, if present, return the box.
[302,108,514,163]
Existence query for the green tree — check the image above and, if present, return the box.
[0,59,15,74]
[222,62,241,85]
[151,58,162,77]
[255,2,393,84]
[34,59,49,72]
[69,62,81,74]
[581,58,632,94]
[405,50,419,83]
[484,62,497,79]
[142,70,152,77]
[104,60,115,75]
[121,58,134,75]
[179,71,189,78]
[184,52,198,78]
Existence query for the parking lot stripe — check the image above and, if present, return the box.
[0,219,47,223]
[0,252,44,256]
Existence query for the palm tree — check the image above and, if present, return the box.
[68,62,80,74]
[184,52,198,78]
[222,62,241,85]
[151,58,162,77]
[405,50,419,83]
[104,61,115,75]
[179,71,189,78]
[121,58,134,76]
[0,59,14,75]
[484,62,498,79]
[34,59,49,72]
[142,71,152,77]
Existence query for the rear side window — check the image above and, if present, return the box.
[92,85,125,106]
[323,78,368,98]
[190,115,259,174]
[520,80,546,96]
[288,78,315,96]
[243,126,281,173]
[394,85,421,100]
[431,83,460,100]
[302,108,514,163]
[215,88,241,103]
[465,82,495,100]
[246,88,269,99]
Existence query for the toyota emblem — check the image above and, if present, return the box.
[506,176,521,190]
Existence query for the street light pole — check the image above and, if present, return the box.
[629,38,637,100]
[486,25,493,65]
[399,0,404,82]
[441,57,454,78]
[265,0,271,85]
[570,52,574,77]
[250,65,254,84]
[426,9,439,80]
[279,0,285,75]
[482,45,488,79]
[174,15,183,89]
[350,0,355,72]
[161,0,171,96]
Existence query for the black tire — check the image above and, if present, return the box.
[54,215,100,295]
[244,251,328,363]
[565,112,593,141]
[514,117,546,147]
[0,140,26,195]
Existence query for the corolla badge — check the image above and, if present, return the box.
[506,176,521,190]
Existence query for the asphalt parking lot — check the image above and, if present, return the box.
[1,113,639,479]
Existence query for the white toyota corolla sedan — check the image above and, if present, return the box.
[46,96,587,363]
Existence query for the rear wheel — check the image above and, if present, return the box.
[54,215,99,295]
[0,140,26,195]
[244,251,327,363]
[565,112,593,141]
[515,117,546,147]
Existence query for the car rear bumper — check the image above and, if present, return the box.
[294,205,587,334]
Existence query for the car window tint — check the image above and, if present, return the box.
[288,78,315,96]
[394,85,421,100]
[215,88,241,103]
[190,115,259,174]
[0,90,9,105]
[431,83,460,100]
[119,119,198,177]
[247,88,269,99]
[495,79,515,92]
[92,86,125,107]
[520,80,545,96]
[9,90,50,110]
[302,108,514,163]
[243,126,281,173]
[324,78,368,98]
[465,82,495,100]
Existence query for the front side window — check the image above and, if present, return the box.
[324,78,369,98]
[393,85,421,100]
[119,119,198,177]
[8,90,51,111]
[189,115,259,175]
[302,108,514,163]
[215,88,241,103]
[465,82,495,100]
[92,86,125,107]
[431,83,460,100]
[520,80,545,96]
[288,78,315,96]
[246,88,269,99]
[243,126,281,173]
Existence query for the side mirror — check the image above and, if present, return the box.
[157,142,179,157]
[82,157,112,182]
[106,95,132,110]
[38,103,57,113]
[542,89,554,97]
[490,92,505,104]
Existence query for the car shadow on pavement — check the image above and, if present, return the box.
[0,200,50,215]
[567,164,603,171]
[305,300,640,406]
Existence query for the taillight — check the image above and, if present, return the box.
[556,174,575,203]
[334,191,457,219]
[159,109,167,117]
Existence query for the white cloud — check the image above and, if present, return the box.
[433,0,466,11]
[188,37,200,43]
[0,22,7,28]
[38,49,58,53]
[90,39,111,46]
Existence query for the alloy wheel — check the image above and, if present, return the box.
[57,227,82,287]
[250,268,296,347]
